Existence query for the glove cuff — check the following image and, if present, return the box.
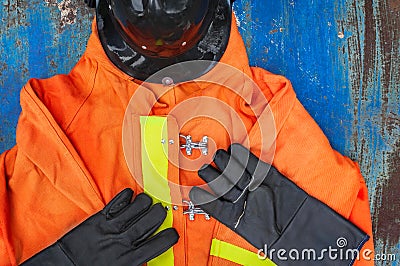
[269,196,369,265]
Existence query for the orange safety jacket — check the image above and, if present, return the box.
[0,14,373,265]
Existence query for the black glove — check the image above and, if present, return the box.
[23,188,179,266]
[190,144,369,265]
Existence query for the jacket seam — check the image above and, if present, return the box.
[270,196,308,247]
[57,241,77,266]
[65,60,98,132]
[0,224,17,265]
[21,85,104,210]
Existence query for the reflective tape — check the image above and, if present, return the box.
[210,239,276,266]
[140,116,174,266]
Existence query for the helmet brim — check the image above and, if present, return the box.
[96,0,232,83]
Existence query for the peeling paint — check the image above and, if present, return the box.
[269,29,279,34]
[2,0,30,29]
[0,0,94,152]
[241,1,253,50]
[388,0,400,12]
[43,0,57,7]
[373,139,400,247]
[57,0,78,28]
[343,0,400,259]
[0,62,8,86]
[50,59,58,69]
[269,28,285,34]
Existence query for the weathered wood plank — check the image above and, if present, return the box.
[0,0,94,151]
[342,0,400,262]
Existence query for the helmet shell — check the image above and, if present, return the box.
[96,0,232,82]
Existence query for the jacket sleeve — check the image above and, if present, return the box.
[0,83,103,265]
[0,147,17,265]
[0,145,87,265]
[248,67,374,265]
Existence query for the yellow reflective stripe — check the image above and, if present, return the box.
[140,116,174,266]
[210,239,276,266]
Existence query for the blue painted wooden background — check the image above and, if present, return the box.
[0,0,399,264]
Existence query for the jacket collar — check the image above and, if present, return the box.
[85,14,254,104]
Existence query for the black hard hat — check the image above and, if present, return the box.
[94,0,233,83]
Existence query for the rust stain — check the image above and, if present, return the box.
[361,0,376,102]
[20,63,29,78]
[269,28,285,34]
[3,0,30,29]
[15,39,22,48]
[388,0,400,12]
[346,0,363,155]
[243,1,252,50]
[384,113,400,136]
[378,2,399,122]
[46,0,92,33]
[0,62,8,86]
[43,0,85,32]
[0,62,7,73]
[43,0,57,7]
[346,0,400,253]
[57,0,78,28]
[50,59,58,69]
[373,139,400,247]
[269,29,278,34]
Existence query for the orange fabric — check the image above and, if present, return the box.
[0,14,373,266]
